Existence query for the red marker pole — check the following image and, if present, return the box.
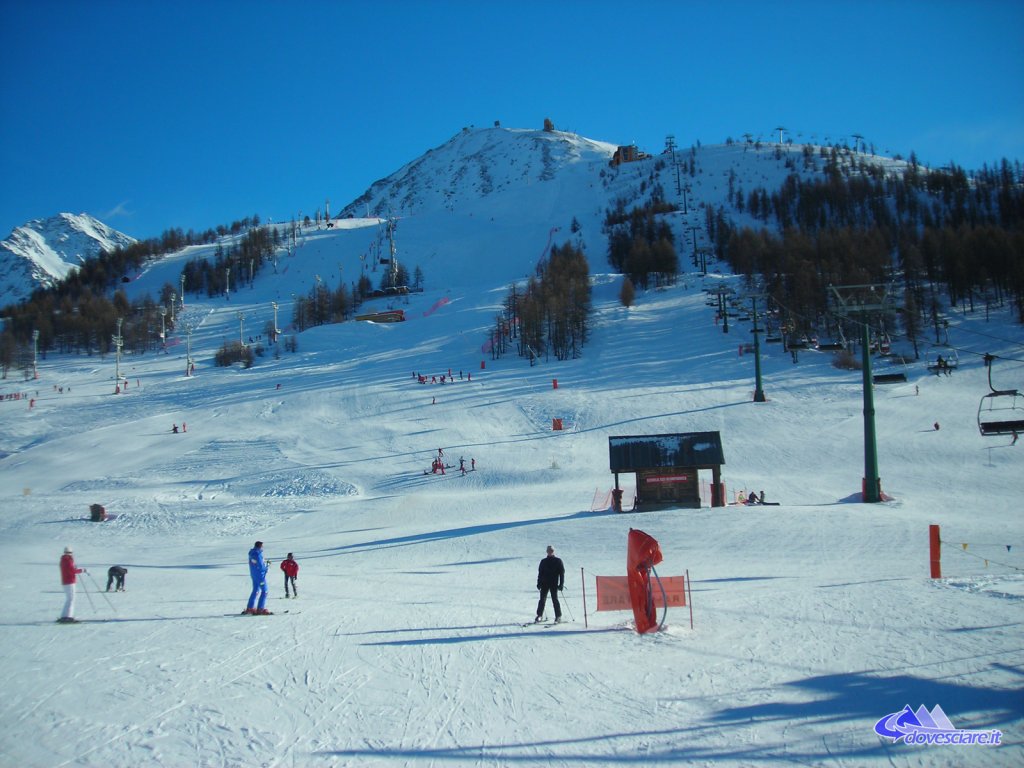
[580,567,588,629]
[929,524,942,579]
[686,569,694,630]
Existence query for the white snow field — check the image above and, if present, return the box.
[1,134,1022,767]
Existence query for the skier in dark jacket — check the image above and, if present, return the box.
[535,545,565,623]
[106,565,127,591]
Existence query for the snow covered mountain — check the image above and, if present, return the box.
[341,126,620,218]
[339,125,909,229]
[0,127,912,314]
[0,212,136,305]
[1,126,1021,767]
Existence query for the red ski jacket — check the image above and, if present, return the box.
[280,558,299,578]
[60,553,83,585]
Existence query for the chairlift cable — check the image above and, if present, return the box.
[753,288,1024,366]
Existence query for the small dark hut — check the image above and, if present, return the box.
[608,432,725,511]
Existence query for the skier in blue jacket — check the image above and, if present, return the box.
[244,540,271,615]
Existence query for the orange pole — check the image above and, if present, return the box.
[929,524,941,578]
[580,567,588,629]
[686,569,694,629]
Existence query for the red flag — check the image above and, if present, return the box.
[627,528,663,633]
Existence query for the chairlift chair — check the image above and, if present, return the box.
[977,354,1024,437]
[927,350,959,374]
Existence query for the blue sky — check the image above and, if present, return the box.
[1,0,1022,241]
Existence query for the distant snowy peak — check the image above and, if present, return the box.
[0,213,135,305]
[340,126,619,218]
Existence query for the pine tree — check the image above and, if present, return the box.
[619,277,635,308]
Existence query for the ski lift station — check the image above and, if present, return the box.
[609,432,725,512]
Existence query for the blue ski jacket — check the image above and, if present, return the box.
[248,546,267,582]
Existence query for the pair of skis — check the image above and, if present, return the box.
[520,617,570,628]
[56,611,300,624]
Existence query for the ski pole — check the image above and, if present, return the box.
[86,570,118,613]
[560,587,575,622]
[78,571,97,613]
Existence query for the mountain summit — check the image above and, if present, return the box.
[0,213,136,305]
[341,126,619,218]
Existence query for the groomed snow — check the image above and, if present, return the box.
[1,136,1021,767]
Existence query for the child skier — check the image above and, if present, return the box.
[106,565,127,592]
[280,553,299,598]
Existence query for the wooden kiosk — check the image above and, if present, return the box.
[609,432,725,511]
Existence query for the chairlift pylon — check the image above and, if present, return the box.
[978,353,1024,437]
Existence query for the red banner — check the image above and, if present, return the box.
[594,575,686,611]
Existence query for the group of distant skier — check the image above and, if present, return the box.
[415,367,473,406]
[426,448,476,476]
[56,542,301,622]
[58,540,561,623]
[414,368,471,385]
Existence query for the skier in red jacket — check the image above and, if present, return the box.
[280,553,299,598]
[59,546,85,623]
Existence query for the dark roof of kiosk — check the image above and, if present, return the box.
[609,432,725,472]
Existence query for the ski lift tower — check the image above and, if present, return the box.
[741,290,768,402]
[113,318,124,385]
[185,325,194,377]
[713,285,733,334]
[665,135,681,198]
[829,284,891,503]
[385,215,400,288]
